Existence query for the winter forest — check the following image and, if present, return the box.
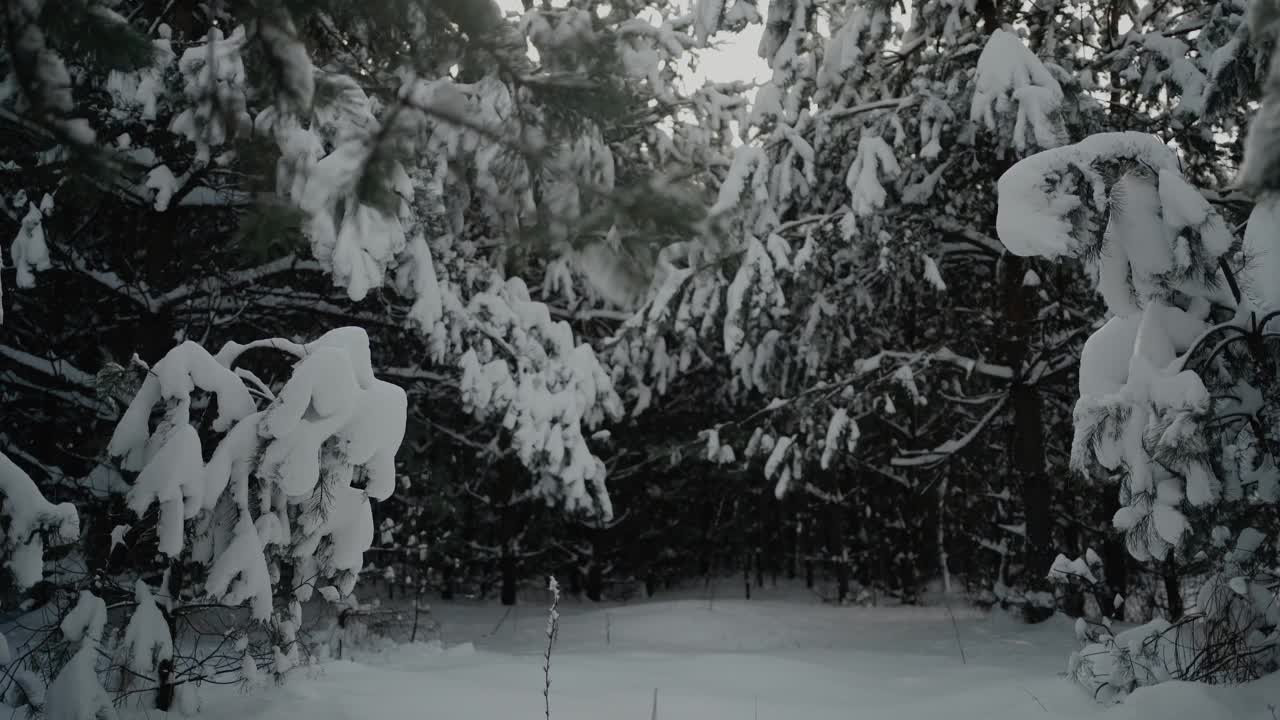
[3,0,1280,717]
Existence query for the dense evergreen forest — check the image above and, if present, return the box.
[3,0,1280,713]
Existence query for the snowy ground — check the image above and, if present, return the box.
[179,584,1280,720]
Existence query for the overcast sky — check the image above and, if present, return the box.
[492,1,770,86]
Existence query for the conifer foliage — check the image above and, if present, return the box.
[3,326,407,715]
[996,4,1280,691]
[0,0,742,713]
[3,0,1280,711]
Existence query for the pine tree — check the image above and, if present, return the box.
[996,40,1278,687]
[3,327,408,713]
[0,0,738,534]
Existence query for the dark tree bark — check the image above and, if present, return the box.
[441,561,456,601]
[835,560,850,604]
[1102,491,1129,619]
[586,563,603,602]
[827,504,850,603]
[1003,255,1054,622]
[500,552,517,606]
[1163,560,1184,621]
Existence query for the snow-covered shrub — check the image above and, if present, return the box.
[459,277,624,517]
[1,453,80,591]
[108,326,407,608]
[1,450,82,716]
[1070,531,1280,699]
[1,327,407,716]
[997,131,1280,696]
[1048,550,1109,620]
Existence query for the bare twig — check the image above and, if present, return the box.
[543,577,561,720]
[1023,688,1048,712]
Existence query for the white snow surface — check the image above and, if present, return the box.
[1242,195,1280,312]
[167,589,1280,720]
[971,29,1064,151]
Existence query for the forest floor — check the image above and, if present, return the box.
[192,583,1278,720]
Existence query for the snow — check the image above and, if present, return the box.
[1242,195,1280,312]
[256,9,314,112]
[109,523,130,554]
[820,408,854,470]
[10,197,53,305]
[204,510,275,619]
[711,147,772,232]
[171,26,252,162]
[723,236,785,357]
[455,278,622,517]
[146,164,179,211]
[0,450,79,588]
[694,0,724,45]
[127,423,201,556]
[44,591,114,720]
[998,112,1280,687]
[971,29,1064,151]
[1151,504,1189,545]
[1049,554,1097,584]
[106,31,174,121]
[404,235,444,329]
[102,328,406,622]
[922,254,947,291]
[176,592,1280,720]
[764,435,794,497]
[997,132,1179,259]
[845,132,900,217]
[115,580,175,688]
[1125,681,1236,720]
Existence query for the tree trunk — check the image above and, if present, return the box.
[789,520,800,580]
[587,563,604,602]
[1102,491,1129,619]
[568,565,583,597]
[1163,560,1184,621]
[500,553,517,606]
[825,501,849,602]
[937,474,952,595]
[1003,254,1054,622]
[1014,383,1052,585]
[441,562,455,601]
[156,561,182,710]
[835,551,850,604]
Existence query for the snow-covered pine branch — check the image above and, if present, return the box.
[458,277,624,518]
[970,29,1064,153]
[998,125,1280,690]
[0,327,408,718]
[0,0,737,531]
[0,451,80,589]
[108,326,407,611]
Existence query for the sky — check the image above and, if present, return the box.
[493,0,771,86]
